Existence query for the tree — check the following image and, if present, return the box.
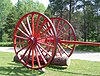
[0,0,13,41]
[45,0,69,18]
[0,0,13,26]
[76,0,100,42]
[45,0,78,22]
[3,6,18,41]
[45,0,100,42]
[16,0,45,18]
[92,0,100,42]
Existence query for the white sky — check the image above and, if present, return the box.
[11,0,49,8]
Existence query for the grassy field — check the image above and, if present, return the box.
[0,52,100,76]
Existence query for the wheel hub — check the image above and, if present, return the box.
[30,36,37,44]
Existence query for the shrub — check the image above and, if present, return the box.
[2,33,9,42]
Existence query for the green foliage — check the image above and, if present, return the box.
[97,34,100,42]
[3,6,18,41]
[0,0,13,26]
[76,45,100,52]
[2,33,9,42]
[0,0,13,42]
[16,0,45,18]
[45,0,69,18]
[75,0,100,42]
[0,0,99,43]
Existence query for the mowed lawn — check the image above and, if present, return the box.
[0,52,100,76]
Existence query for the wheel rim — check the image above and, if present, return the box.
[14,12,57,70]
[50,18,76,57]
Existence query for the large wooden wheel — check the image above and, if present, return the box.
[50,18,76,57]
[13,12,57,70]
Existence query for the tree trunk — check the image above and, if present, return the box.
[69,0,72,23]
[83,2,87,42]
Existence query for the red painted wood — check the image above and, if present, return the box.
[59,40,100,46]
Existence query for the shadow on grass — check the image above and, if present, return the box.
[0,62,44,76]
[48,65,100,76]
[48,65,67,70]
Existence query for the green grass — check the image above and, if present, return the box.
[0,52,100,76]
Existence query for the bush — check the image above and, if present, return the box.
[2,33,9,42]
[97,34,100,42]
[76,45,100,52]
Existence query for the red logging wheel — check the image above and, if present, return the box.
[14,12,57,70]
[50,18,76,57]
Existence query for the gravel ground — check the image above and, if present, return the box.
[0,47,14,52]
[71,51,100,62]
[0,47,100,62]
